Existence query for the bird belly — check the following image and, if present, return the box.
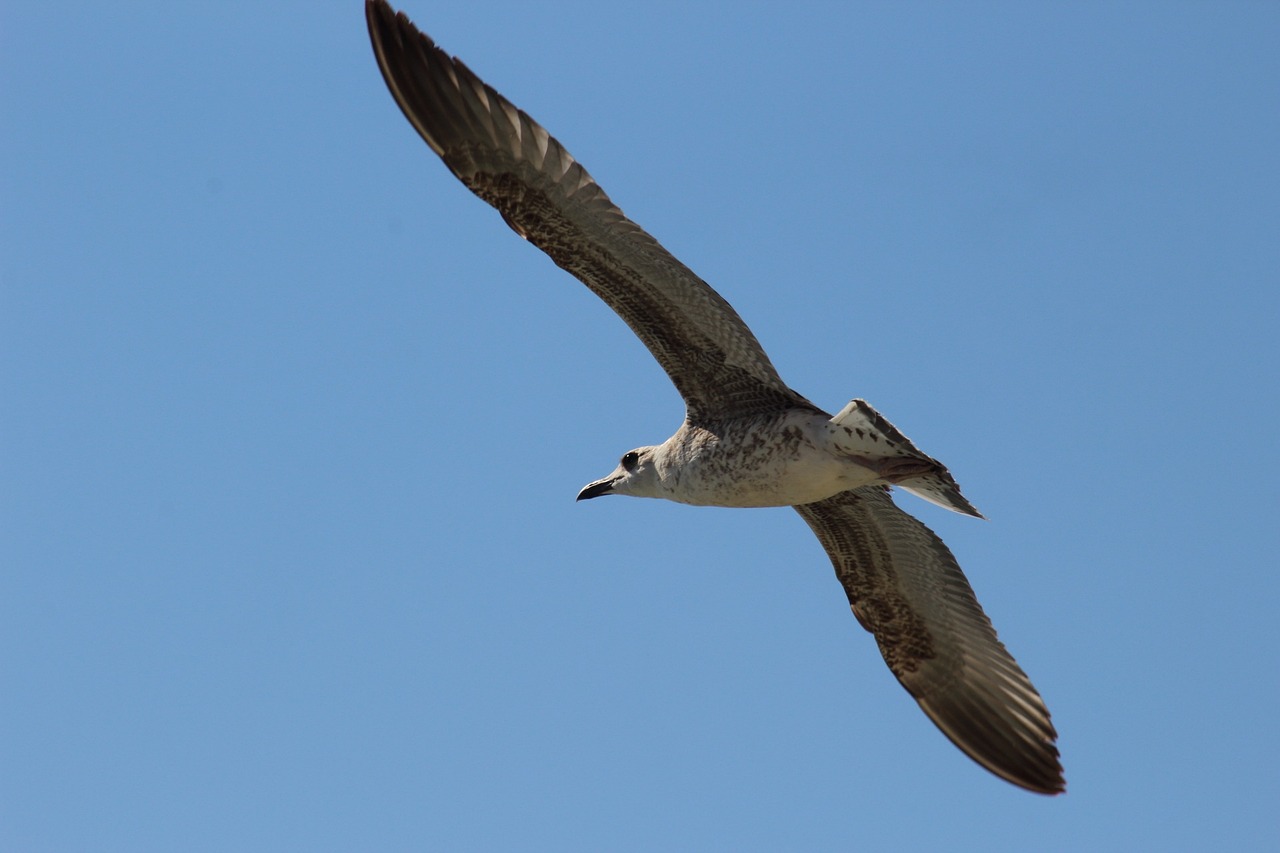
[662,414,879,508]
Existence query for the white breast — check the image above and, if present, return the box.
[656,411,881,508]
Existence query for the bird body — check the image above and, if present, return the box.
[578,401,976,512]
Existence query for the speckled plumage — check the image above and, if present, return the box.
[366,0,1063,795]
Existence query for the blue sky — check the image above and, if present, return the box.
[4,1,1278,849]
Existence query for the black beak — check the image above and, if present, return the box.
[576,479,616,501]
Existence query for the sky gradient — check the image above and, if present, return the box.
[4,2,1279,850]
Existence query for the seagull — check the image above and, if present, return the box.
[365,0,1063,795]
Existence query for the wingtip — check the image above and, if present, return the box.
[1014,761,1067,796]
[917,689,1065,795]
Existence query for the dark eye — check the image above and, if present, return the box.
[621,451,639,471]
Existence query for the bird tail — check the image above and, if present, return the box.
[829,399,984,518]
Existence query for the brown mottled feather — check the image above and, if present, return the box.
[795,487,1063,794]
[365,0,814,423]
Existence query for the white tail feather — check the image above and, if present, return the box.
[829,399,983,518]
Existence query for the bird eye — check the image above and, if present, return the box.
[621,451,639,471]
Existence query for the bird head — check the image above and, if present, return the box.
[576,446,662,500]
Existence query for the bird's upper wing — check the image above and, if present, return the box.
[366,0,813,422]
[794,486,1064,795]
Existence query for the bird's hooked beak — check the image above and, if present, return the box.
[576,476,618,501]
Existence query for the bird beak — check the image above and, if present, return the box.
[576,477,616,501]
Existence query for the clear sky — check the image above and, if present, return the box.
[4,1,1278,850]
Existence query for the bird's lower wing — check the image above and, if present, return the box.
[794,486,1064,794]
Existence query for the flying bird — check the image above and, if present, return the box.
[365,0,1063,795]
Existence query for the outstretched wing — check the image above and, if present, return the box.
[794,486,1064,795]
[365,0,813,422]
